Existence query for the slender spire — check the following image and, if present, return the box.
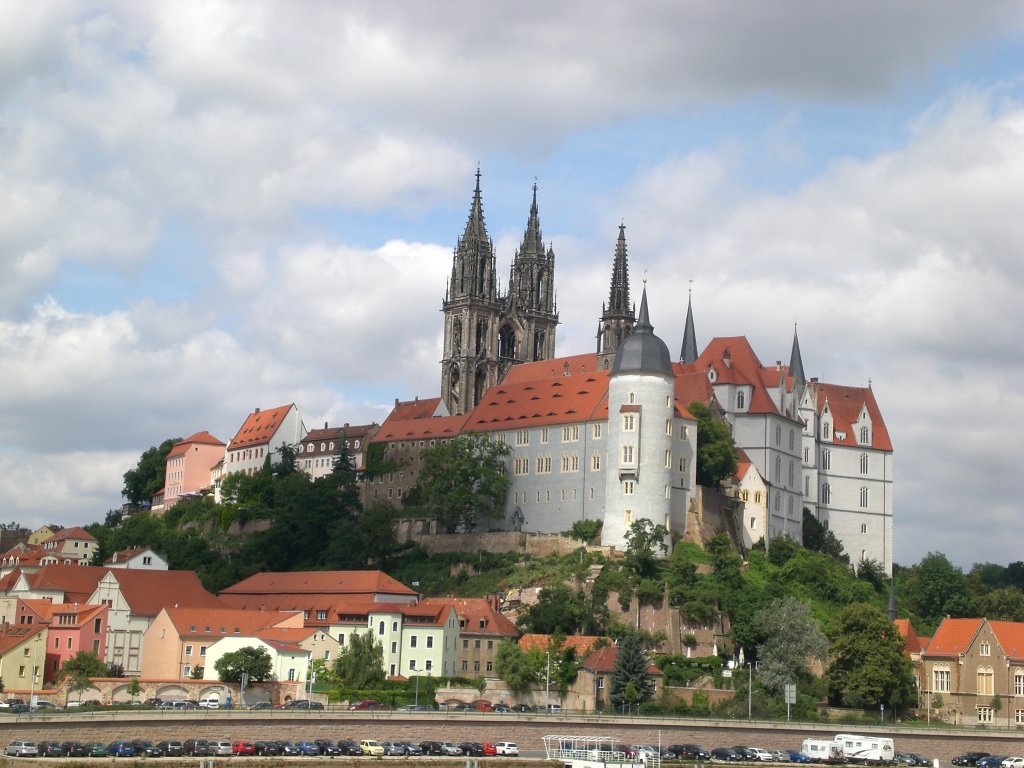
[636,277,652,331]
[607,223,631,314]
[519,180,543,256]
[679,282,698,364]
[462,165,488,243]
[789,323,806,385]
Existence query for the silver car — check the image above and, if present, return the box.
[6,741,39,757]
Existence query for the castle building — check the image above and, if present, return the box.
[370,173,894,566]
[440,171,558,415]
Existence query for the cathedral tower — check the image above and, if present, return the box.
[597,224,635,370]
[441,172,558,416]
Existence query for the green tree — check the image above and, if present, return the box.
[334,632,385,688]
[979,586,1024,622]
[413,433,512,532]
[494,639,541,695]
[126,678,141,702]
[568,519,602,543]
[57,651,109,682]
[624,519,668,579]
[214,646,274,683]
[802,509,849,563]
[65,672,93,704]
[190,666,204,679]
[351,503,402,570]
[517,583,599,635]
[609,632,655,708]
[825,603,916,711]
[908,552,974,624]
[687,401,738,488]
[122,438,179,504]
[753,597,828,694]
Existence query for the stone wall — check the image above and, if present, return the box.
[394,520,609,557]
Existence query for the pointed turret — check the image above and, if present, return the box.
[447,167,497,302]
[612,282,672,376]
[679,286,698,364]
[597,223,636,369]
[789,324,806,386]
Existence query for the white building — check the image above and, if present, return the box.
[224,404,305,478]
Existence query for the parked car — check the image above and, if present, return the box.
[350,699,384,710]
[1001,758,1024,768]
[296,741,321,756]
[789,751,813,763]
[183,739,212,756]
[711,748,744,762]
[398,703,432,711]
[420,741,444,756]
[86,742,108,757]
[360,740,385,756]
[955,754,992,767]
[471,700,493,712]
[30,701,62,713]
[979,758,1009,768]
[483,743,498,756]
[249,701,273,710]
[670,745,711,760]
[314,740,342,756]
[380,742,406,756]
[232,741,257,756]
[287,699,324,710]
[511,703,534,712]
[748,747,774,762]
[210,740,234,756]
[157,741,184,757]
[61,741,88,757]
[909,755,931,766]
[131,740,163,757]
[198,695,221,709]
[496,742,519,757]
[460,742,487,757]
[255,741,280,756]
[5,740,38,757]
[38,741,64,757]
[338,740,365,756]
[770,751,789,762]
[107,741,136,757]
[400,741,424,756]
[493,703,513,713]
[0,699,25,709]
[441,742,464,756]
[275,741,302,756]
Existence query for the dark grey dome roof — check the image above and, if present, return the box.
[612,287,673,376]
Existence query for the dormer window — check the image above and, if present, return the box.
[860,426,869,444]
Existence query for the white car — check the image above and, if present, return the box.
[1001,758,1024,768]
[749,748,773,762]
[496,742,519,757]
[6,741,39,757]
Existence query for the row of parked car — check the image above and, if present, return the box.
[4,737,520,758]
[952,754,1024,768]
[646,745,933,764]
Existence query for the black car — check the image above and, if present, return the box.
[460,743,487,757]
[314,740,342,756]
[254,742,280,756]
[38,741,64,757]
[183,739,211,756]
[420,741,445,756]
[400,742,424,756]
[733,746,759,761]
[511,703,534,712]
[132,740,163,757]
[286,699,324,710]
[711,748,744,762]
[955,755,992,767]
[275,741,302,756]
[671,745,711,760]
[61,741,88,757]
[338,740,364,756]
[157,741,183,757]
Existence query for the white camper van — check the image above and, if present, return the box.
[833,734,895,765]
[800,739,842,763]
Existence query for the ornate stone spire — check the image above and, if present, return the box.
[608,223,630,314]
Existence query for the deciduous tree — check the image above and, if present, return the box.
[334,631,385,688]
[214,646,273,683]
[57,651,108,682]
[687,401,738,488]
[494,639,541,695]
[753,597,828,694]
[413,433,512,532]
[122,438,179,504]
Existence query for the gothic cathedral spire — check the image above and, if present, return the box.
[597,223,635,370]
[441,172,558,416]
[679,285,698,364]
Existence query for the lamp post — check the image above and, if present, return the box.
[28,631,40,707]
[412,666,423,707]
[880,703,885,724]
[546,652,551,712]
[747,662,753,720]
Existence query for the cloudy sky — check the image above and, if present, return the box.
[2,1,1023,568]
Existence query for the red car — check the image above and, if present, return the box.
[472,700,493,712]
[482,743,498,756]
[349,699,384,710]
[232,741,256,756]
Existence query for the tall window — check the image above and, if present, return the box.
[1014,669,1024,696]
[822,448,831,470]
[622,445,634,464]
[622,414,636,431]
[821,483,831,504]
[860,426,869,444]
[933,668,951,692]
[978,666,994,695]
[860,453,869,474]
[591,454,601,471]
[737,390,745,409]
[860,487,869,508]
[980,641,991,656]
[977,706,993,723]
[623,480,635,495]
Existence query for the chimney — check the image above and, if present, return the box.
[324,422,328,429]
[254,407,260,413]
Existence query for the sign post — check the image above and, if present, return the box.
[784,683,796,722]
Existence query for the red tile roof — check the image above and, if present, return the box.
[500,354,602,384]
[816,383,893,451]
[0,624,45,654]
[221,570,416,598]
[518,634,604,657]
[26,564,109,604]
[229,404,295,449]
[389,397,445,421]
[372,413,470,442]
[255,625,319,645]
[104,547,154,565]
[109,569,226,616]
[332,597,452,627]
[43,526,96,543]
[168,431,226,458]
[922,617,983,657]
[988,621,1024,661]
[420,597,519,638]
[894,619,923,655]
[692,337,784,415]
[466,370,610,432]
[163,606,291,637]
[581,644,662,675]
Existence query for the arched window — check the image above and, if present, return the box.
[978,666,994,695]
[1014,669,1024,696]
[860,453,869,474]
[736,390,745,409]
[378,621,385,636]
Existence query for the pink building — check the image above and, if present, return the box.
[16,598,108,684]
[163,431,226,509]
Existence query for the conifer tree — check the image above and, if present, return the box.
[609,632,654,708]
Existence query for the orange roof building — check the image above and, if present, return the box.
[224,404,305,478]
[162,431,226,510]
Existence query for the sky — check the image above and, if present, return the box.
[2,1,1023,570]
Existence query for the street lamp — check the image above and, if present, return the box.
[412,666,423,707]
[546,652,551,712]
[28,631,40,707]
